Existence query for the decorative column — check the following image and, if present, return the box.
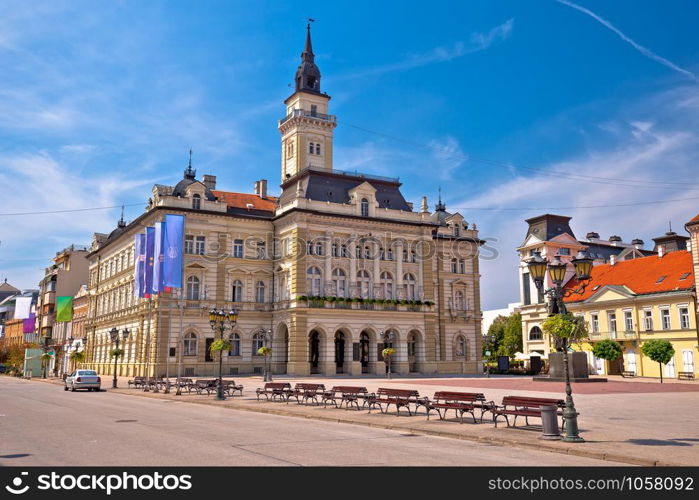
[349,233,357,297]
[372,240,380,297]
[395,240,404,299]
[324,231,332,295]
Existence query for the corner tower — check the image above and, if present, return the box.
[278,23,336,182]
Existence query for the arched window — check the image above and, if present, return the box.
[307,267,322,296]
[451,258,458,273]
[529,326,543,341]
[315,143,321,155]
[184,332,197,356]
[287,142,294,158]
[357,270,371,298]
[309,142,315,154]
[455,335,466,357]
[410,251,416,263]
[315,241,323,255]
[192,193,201,210]
[252,332,265,355]
[255,281,265,303]
[363,246,371,259]
[228,333,241,356]
[331,268,346,297]
[360,198,369,217]
[380,271,394,299]
[404,273,417,300]
[186,276,200,300]
[459,259,466,274]
[232,280,243,302]
[454,291,464,310]
[408,332,418,357]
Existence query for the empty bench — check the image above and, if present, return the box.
[127,376,145,388]
[367,388,427,416]
[678,372,695,380]
[425,391,479,424]
[492,396,565,429]
[288,383,326,405]
[256,382,292,401]
[322,386,369,410]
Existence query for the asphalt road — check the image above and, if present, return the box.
[0,377,616,466]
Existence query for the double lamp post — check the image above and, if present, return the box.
[526,249,593,443]
[209,308,238,401]
[109,327,130,389]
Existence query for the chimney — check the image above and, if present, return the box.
[658,246,665,258]
[254,179,268,198]
[586,232,599,241]
[420,196,429,213]
[610,254,617,266]
[631,238,644,249]
[202,174,216,190]
[608,235,622,245]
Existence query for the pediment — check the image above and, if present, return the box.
[186,263,206,269]
[518,233,544,249]
[348,181,377,197]
[585,285,635,303]
[549,233,580,246]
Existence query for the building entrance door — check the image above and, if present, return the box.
[360,332,370,374]
[309,331,320,374]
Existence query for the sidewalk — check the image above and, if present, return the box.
[31,374,699,466]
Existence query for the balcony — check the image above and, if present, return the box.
[296,296,434,312]
[279,108,336,126]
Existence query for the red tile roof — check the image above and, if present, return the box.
[688,213,699,225]
[211,190,277,213]
[564,250,694,303]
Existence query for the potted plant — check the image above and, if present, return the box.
[382,347,397,379]
[69,350,86,373]
[258,346,273,381]
[209,338,232,400]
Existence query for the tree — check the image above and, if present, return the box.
[542,313,589,350]
[69,350,86,372]
[484,315,508,361]
[592,339,623,372]
[499,313,523,358]
[641,339,675,383]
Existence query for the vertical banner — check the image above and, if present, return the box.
[14,296,32,319]
[56,296,73,322]
[153,221,164,293]
[163,214,185,289]
[23,312,36,334]
[144,226,156,297]
[133,234,146,298]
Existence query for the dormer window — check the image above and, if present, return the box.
[192,193,201,210]
[559,248,570,256]
[453,224,460,237]
[361,198,369,217]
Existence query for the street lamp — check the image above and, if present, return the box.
[209,308,238,401]
[526,249,593,443]
[109,327,130,389]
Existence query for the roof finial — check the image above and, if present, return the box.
[184,148,196,179]
[117,204,126,228]
[435,186,446,211]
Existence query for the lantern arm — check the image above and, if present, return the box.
[560,277,592,297]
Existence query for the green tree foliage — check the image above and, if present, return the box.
[484,315,508,361]
[542,313,589,344]
[641,339,675,383]
[592,339,622,362]
[109,348,124,359]
[209,339,232,354]
[499,313,523,358]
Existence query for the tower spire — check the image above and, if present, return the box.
[117,204,126,228]
[184,148,196,179]
[295,20,321,93]
[435,186,446,211]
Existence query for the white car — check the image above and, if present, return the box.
[64,370,101,392]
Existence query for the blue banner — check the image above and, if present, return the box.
[153,221,164,293]
[162,214,184,289]
[133,234,146,298]
[144,226,155,297]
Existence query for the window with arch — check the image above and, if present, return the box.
[410,251,416,263]
[380,271,394,299]
[184,332,197,356]
[307,267,322,296]
[404,273,417,300]
[314,241,323,256]
[232,280,244,302]
[451,258,458,273]
[192,193,201,210]
[287,142,294,158]
[331,268,346,297]
[255,281,265,303]
[252,332,265,355]
[459,259,466,274]
[529,326,543,341]
[228,333,241,356]
[408,332,419,357]
[363,246,371,259]
[309,142,314,154]
[186,276,200,300]
[454,291,464,310]
[455,335,466,357]
[357,270,371,298]
[360,198,369,217]
[315,143,321,155]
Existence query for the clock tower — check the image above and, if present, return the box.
[278,23,336,182]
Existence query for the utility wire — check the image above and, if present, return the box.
[0,203,143,217]
[450,195,699,211]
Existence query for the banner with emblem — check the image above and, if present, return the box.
[133,233,146,298]
[153,221,164,294]
[162,214,184,289]
[144,226,156,297]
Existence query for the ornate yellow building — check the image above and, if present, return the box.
[83,26,483,378]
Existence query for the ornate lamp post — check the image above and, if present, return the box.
[209,308,238,401]
[109,327,130,389]
[527,249,593,442]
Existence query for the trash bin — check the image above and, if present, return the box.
[539,405,561,440]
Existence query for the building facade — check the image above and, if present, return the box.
[82,27,484,378]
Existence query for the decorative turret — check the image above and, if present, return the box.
[295,22,322,94]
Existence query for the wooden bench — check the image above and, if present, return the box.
[678,371,695,380]
[492,396,565,429]
[322,386,369,409]
[194,379,217,395]
[621,371,636,378]
[425,391,495,423]
[255,382,292,401]
[288,383,326,405]
[425,391,479,424]
[367,388,426,416]
[127,376,145,388]
[175,378,194,393]
[222,380,244,396]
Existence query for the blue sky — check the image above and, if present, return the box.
[1,0,698,309]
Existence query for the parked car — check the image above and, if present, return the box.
[64,370,101,392]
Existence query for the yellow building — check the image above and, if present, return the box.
[563,250,697,378]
